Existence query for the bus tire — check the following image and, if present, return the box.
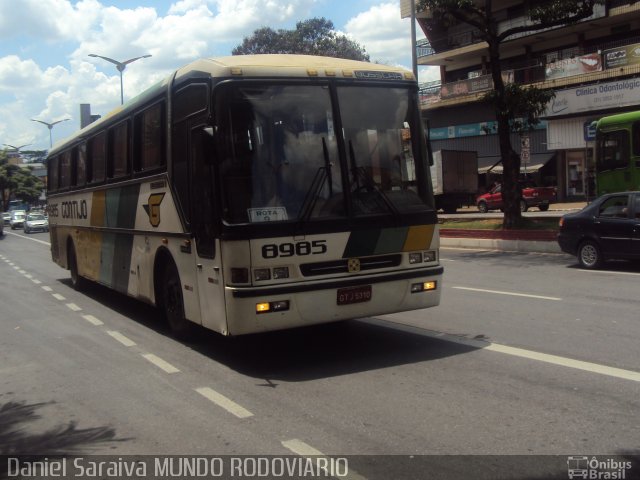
[68,241,86,291]
[161,260,194,340]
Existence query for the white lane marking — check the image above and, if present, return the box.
[281,440,367,480]
[142,353,180,373]
[195,387,253,419]
[31,279,42,284]
[13,266,19,270]
[3,231,51,246]
[52,293,66,301]
[83,314,103,326]
[18,269,26,274]
[107,331,136,347]
[452,286,562,301]
[42,286,53,292]
[66,303,82,312]
[24,273,33,279]
[367,319,640,383]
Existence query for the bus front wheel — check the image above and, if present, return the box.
[161,261,194,339]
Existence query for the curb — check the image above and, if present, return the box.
[440,236,562,253]
[440,229,561,253]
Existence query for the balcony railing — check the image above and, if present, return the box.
[418,1,610,59]
[421,37,640,106]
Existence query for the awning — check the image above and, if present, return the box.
[477,153,555,174]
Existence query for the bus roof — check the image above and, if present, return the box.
[49,55,414,156]
[596,110,640,130]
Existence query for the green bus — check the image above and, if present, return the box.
[594,110,640,195]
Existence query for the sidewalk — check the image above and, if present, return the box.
[439,201,586,254]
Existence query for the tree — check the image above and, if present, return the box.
[0,155,45,209]
[233,18,370,61]
[418,0,601,228]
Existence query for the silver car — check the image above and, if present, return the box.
[10,211,26,230]
[23,213,49,233]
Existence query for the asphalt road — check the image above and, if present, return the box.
[0,230,638,478]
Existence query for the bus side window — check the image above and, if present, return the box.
[76,143,87,187]
[134,101,165,172]
[89,132,106,184]
[109,121,130,179]
[60,150,72,189]
[48,156,59,192]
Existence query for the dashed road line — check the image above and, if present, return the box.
[82,314,104,326]
[195,387,253,418]
[142,353,180,373]
[42,286,53,292]
[107,331,137,347]
[66,303,82,312]
[281,440,366,480]
[452,286,562,301]
[52,293,66,301]
[31,279,42,284]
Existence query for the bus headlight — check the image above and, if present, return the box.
[423,250,437,262]
[254,268,271,281]
[409,252,423,264]
[272,267,289,279]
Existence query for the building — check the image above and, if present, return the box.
[409,0,640,200]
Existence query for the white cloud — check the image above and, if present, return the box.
[3,0,435,150]
[344,2,411,65]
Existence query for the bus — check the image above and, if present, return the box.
[46,54,442,337]
[594,110,640,195]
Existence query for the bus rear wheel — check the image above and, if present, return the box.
[161,261,194,340]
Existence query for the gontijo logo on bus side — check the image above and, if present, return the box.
[143,193,166,227]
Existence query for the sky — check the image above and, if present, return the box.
[0,0,437,152]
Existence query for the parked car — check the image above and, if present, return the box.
[557,191,640,269]
[2,212,10,225]
[23,213,49,233]
[9,210,26,230]
[476,181,556,213]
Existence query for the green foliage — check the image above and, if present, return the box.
[418,0,599,228]
[483,84,555,135]
[0,162,45,210]
[232,17,370,61]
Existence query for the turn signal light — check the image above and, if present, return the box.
[411,281,437,293]
[256,300,290,314]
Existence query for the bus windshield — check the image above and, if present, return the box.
[216,83,430,224]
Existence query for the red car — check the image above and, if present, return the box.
[476,182,556,213]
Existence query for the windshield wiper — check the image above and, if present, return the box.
[296,137,333,224]
[348,140,400,217]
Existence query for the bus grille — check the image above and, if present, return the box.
[300,254,402,277]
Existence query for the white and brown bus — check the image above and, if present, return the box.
[46,54,442,337]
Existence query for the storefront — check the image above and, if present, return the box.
[544,77,640,200]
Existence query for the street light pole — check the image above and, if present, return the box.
[31,118,70,148]
[88,54,152,105]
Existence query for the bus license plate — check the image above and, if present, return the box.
[337,285,372,305]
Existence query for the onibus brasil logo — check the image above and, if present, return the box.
[567,456,633,479]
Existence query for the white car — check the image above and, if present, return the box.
[23,213,49,233]
[9,210,26,230]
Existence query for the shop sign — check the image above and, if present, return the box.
[603,43,640,69]
[545,53,602,80]
[545,78,640,117]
